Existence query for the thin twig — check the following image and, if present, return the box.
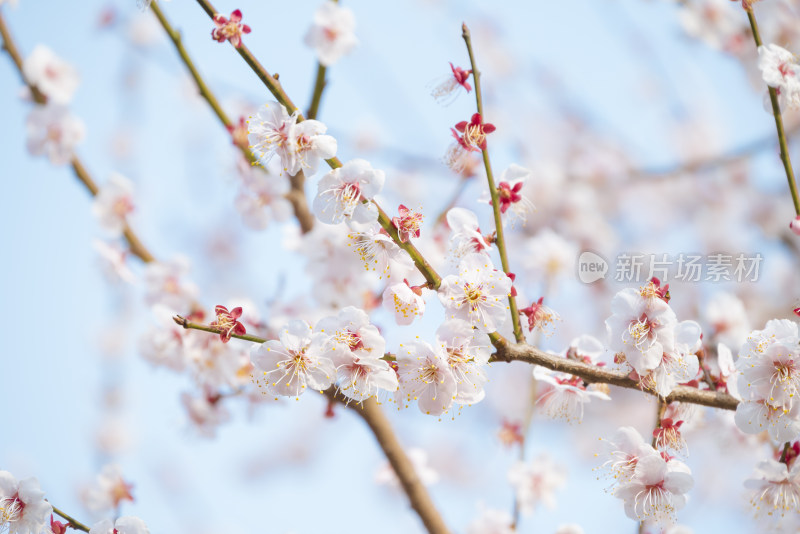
[148,2,315,234]
[746,7,800,216]
[193,0,443,289]
[307,62,327,120]
[51,505,91,533]
[461,23,524,343]
[0,12,156,264]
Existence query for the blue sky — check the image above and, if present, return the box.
[0,0,794,532]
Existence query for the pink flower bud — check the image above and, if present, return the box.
[790,215,800,236]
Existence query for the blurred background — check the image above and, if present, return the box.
[1,0,800,532]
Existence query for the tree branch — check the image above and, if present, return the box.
[492,342,740,411]
[0,12,156,264]
[192,0,443,289]
[51,504,90,532]
[148,2,315,234]
[461,23,524,343]
[746,6,800,216]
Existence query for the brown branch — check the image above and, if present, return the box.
[175,315,449,533]
[0,11,156,264]
[492,343,740,411]
[324,390,450,534]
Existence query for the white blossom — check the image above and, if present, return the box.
[304,2,358,66]
[23,45,79,104]
[251,319,336,398]
[25,104,85,165]
[438,254,512,333]
[313,159,384,225]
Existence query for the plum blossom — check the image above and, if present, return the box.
[703,292,750,349]
[444,113,495,172]
[429,62,472,106]
[82,464,134,513]
[391,205,423,242]
[234,160,292,230]
[316,306,397,401]
[445,207,491,259]
[304,2,358,66]
[375,448,438,489]
[187,334,252,390]
[251,319,335,398]
[139,305,191,371]
[745,455,800,517]
[313,159,384,225]
[507,456,566,516]
[713,343,740,398]
[211,9,251,48]
[490,164,535,224]
[93,240,136,284]
[210,305,246,343]
[0,471,52,534]
[247,101,337,177]
[640,320,701,397]
[758,44,800,109]
[735,320,800,441]
[614,453,693,523]
[181,389,230,438]
[599,426,659,488]
[522,228,577,282]
[382,280,426,325]
[435,320,491,404]
[48,515,68,534]
[23,45,79,104]
[143,257,198,312]
[26,103,85,165]
[520,297,560,336]
[347,225,413,279]
[396,340,456,415]
[533,367,610,423]
[606,282,678,375]
[91,172,135,236]
[438,253,512,333]
[88,516,149,534]
[465,507,513,534]
[676,0,748,54]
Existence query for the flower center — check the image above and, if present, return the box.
[0,494,24,527]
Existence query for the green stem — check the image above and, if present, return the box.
[746,8,800,215]
[461,23,524,343]
[307,62,327,120]
[51,505,90,532]
[173,315,267,343]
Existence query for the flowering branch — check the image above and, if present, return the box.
[745,6,800,216]
[491,343,740,411]
[148,3,315,234]
[50,505,90,533]
[175,315,449,533]
[192,0,443,288]
[176,311,738,412]
[0,12,156,264]
[461,23,524,343]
